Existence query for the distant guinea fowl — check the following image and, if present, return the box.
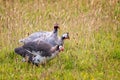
[19,24,59,44]
[14,41,63,66]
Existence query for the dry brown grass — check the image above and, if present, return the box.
[0,0,120,80]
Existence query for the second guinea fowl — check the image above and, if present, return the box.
[14,41,63,66]
[33,32,69,50]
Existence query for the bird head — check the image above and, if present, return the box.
[61,32,70,40]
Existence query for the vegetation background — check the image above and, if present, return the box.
[0,0,120,80]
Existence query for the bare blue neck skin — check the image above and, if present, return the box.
[53,27,58,33]
[53,27,58,37]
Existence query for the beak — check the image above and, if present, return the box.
[65,36,69,39]
[67,36,70,39]
[59,46,64,51]
[58,26,60,29]
[66,32,69,39]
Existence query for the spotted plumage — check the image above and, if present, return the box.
[14,41,61,66]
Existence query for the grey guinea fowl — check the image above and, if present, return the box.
[19,24,59,44]
[14,41,63,66]
[33,32,69,51]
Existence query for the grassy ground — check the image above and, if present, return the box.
[0,0,120,80]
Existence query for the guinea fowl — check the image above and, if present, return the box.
[14,41,63,66]
[33,32,69,51]
[19,24,59,44]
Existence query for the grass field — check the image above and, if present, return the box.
[0,0,120,80]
